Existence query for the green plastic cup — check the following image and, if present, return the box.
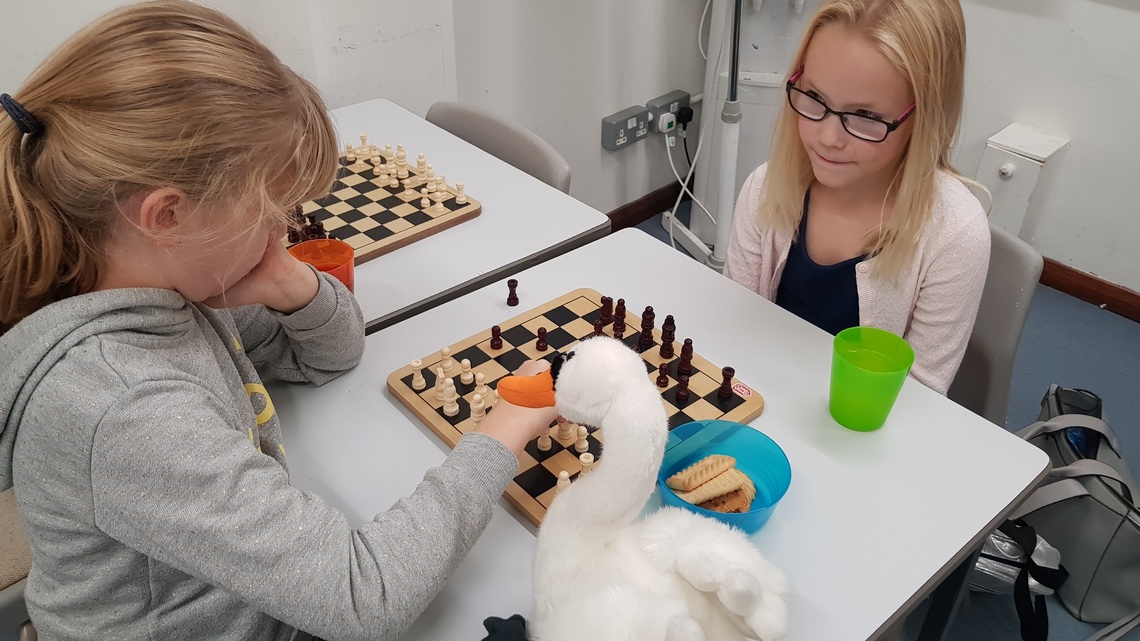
[829,327,915,431]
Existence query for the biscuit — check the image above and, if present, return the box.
[699,488,752,513]
[673,467,746,505]
[666,454,737,492]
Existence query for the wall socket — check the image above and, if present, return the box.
[601,106,650,151]
[646,90,691,133]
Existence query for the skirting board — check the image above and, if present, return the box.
[1041,258,1140,324]
[608,182,687,232]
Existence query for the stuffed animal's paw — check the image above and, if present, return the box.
[676,549,789,641]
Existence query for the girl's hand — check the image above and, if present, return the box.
[205,232,319,313]
[475,359,561,457]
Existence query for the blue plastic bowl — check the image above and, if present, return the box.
[657,420,791,534]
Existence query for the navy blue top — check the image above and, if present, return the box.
[775,191,864,335]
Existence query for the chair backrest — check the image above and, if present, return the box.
[0,488,31,632]
[948,225,1044,426]
[425,101,571,194]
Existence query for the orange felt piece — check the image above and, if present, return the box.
[497,370,557,408]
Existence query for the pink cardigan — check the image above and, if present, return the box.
[724,164,991,395]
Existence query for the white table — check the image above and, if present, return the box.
[326,99,610,331]
[269,228,1050,640]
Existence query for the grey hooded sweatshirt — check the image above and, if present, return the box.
[0,274,518,640]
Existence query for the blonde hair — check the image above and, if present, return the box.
[761,0,968,282]
[0,0,338,332]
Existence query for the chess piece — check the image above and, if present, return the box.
[455,181,467,204]
[556,470,571,494]
[656,363,670,388]
[425,165,436,191]
[575,425,589,453]
[389,175,400,189]
[473,372,490,400]
[434,367,446,401]
[556,418,575,441]
[442,379,459,417]
[433,197,446,212]
[579,452,594,474]
[436,175,446,197]
[396,150,408,179]
[638,305,655,352]
[612,324,624,341]
[410,359,426,391]
[719,367,736,400]
[384,143,394,159]
[358,133,369,153]
[420,188,431,208]
[613,298,627,334]
[675,375,690,403]
[536,327,548,352]
[470,393,486,423]
[417,152,427,173]
[345,143,355,162]
[593,318,605,337]
[659,315,677,359]
[490,325,503,350]
[678,339,694,377]
[537,430,553,451]
[440,347,456,375]
[460,359,474,385]
[506,279,519,307]
[599,296,613,324]
[287,205,305,243]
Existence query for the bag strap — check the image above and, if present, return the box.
[1049,459,1134,506]
[1083,606,1140,641]
[1016,415,1122,455]
[1012,478,1090,519]
[997,520,1065,641]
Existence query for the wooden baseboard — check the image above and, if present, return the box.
[607,182,688,232]
[1041,258,1140,324]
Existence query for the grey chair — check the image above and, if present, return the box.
[425,101,572,194]
[948,225,1044,426]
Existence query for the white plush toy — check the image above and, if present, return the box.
[498,336,789,641]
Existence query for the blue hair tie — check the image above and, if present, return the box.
[1,94,45,136]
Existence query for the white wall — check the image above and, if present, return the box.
[693,0,1140,292]
[451,0,709,214]
[0,0,453,115]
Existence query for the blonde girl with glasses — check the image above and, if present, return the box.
[725,0,990,395]
[0,2,555,639]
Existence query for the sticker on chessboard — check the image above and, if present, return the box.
[386,287,765,526]
[285,135,481,265]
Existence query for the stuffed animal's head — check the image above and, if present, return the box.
[498,336,656,427]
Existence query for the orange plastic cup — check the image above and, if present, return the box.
[288,238,355,292]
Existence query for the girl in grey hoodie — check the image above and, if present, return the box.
[0,3,556,639]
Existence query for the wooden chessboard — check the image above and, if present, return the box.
[386,288,766,526]
[286,144,481,265]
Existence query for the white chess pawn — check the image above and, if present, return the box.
[459,359,474,385]
[440,347,455,375]
[345,143,356,162]
[579,452,594,474]
[455,181,467,205]
[556,418,575,441]
[575,425,589,453]
[434,367,446,401]
[389,175,400,189]
[556,470,571,494]
[473,373,490,401]
[470,393,486,423]
[537,430,553,451]
[442,379,459,417]
[420,188,431,208]
[410,358,426,391]
[433,197,446,212]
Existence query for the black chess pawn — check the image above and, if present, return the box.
[536,327,548,351]
[490,325,503,350]
[593,318,605,337]
[507,279,519,307]
[675,375,691,403]
[656,363,670,388]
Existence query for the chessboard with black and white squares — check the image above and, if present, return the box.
[386,288,766,526]
[293,154,481,264]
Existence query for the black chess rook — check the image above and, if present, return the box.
[719,367,735,400]
[507,279,519,307]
